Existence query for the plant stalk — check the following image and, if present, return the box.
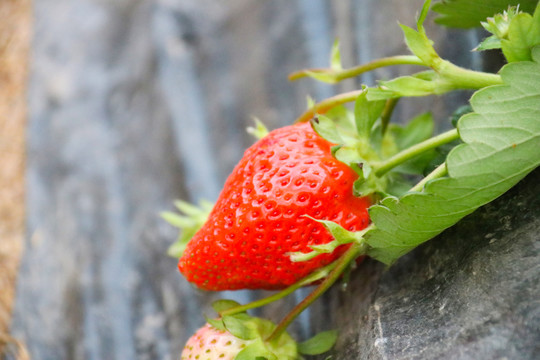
[410,162,448,192]
[296,90,364,123]
[439,61,503,90]
[266,240,368,342]
[380,97,400,135]
[373,128,459,177]
[220,261,338,317]
[289,55,425,82]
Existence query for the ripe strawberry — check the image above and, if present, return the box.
[179,122,370,290]
[180,319,298,360]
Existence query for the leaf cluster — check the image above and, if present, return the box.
[209,300,337,359]
[365,47,540,264]
[477,3,540,62]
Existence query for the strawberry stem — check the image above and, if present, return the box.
[409,162,448,192]
[288,55,425,83]
[219,261,339,317]
[435,60,503,90]
[295,90,364,123]
[266,240,369,343]
[380,97,400,135]
[373,128,459,177]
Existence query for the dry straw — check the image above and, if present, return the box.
[0,0,31,358]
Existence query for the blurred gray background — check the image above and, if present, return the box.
[11,0,529,359]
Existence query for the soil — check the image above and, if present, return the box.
[0,0,31,358]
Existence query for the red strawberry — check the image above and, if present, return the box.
[179,122,370,290]
[180,319,298,360]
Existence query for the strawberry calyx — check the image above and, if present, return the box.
[162,200,213,258]
[289,216,372,262]
[476,6,520,51]
[307,87,438,201]
[179,299,337,360]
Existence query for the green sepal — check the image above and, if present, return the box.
[354,89,386,140]
[289,216,367,262]
[297,330,338,355]
[204,315,299,359]
[206,317,226,332]
[212,299,242,315]
[247,117,270,140]
[306,95,316,110]
[330,39,343,71]
[163,200,213,258]
[480,7,519,39]
[223,315,259,340]
[310,115,344,144]
[332,146,387,198]
[236,340,277,360]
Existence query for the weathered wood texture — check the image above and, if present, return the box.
[9,0,532,359]
[0,0,31,358]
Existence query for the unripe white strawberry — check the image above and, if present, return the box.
[180,316,299,360]
[180,324,250,360]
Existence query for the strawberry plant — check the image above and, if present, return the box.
[164,0,540,358]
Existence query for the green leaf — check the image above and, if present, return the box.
[475,35,502,51]
[391,112,434,150]
[388,112,437,176]
[501,5,540,62]
[364,46,540,264]
[330,39,343,70]
[298,330,338,355]
[366,87,399,101]
[354,90,386,139]
[449,104,473,128]
[385,174,416,197]
[400,25,440,68]
[212,299,242,314]
[432,0,538,28]
[379,75,438,97]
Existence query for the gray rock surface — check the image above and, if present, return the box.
[9,0,528,359]
[315,168,540,359]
